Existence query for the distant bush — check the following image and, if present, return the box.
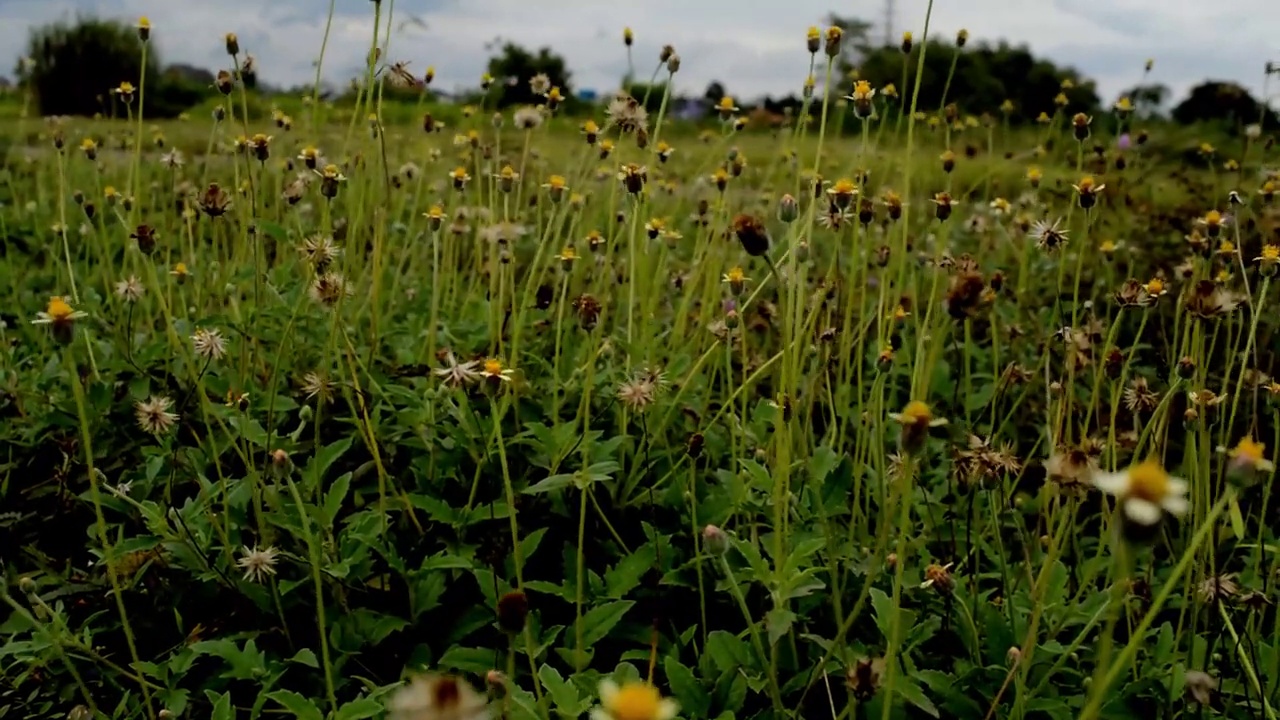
[22,15,214,119]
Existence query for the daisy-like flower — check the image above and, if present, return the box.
[191,328,227,361]
[134,395,178,436]
[388,674,490,720]
[722,266,749,295]
[159,150,184,169]
[888,401,948,454]
[1072,176,1105,210]
[590,679,678,720]
[1222,436,1274,486]
[480,358,514,385]
[236,545,280,583]
[32,296,88,345]
[1093,458,1188,541]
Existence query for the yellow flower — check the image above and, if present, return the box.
[1093,459,1188,528]
[591,680,678,720]
[482,358,512,382]
[32,296,87,326]
[1228,437,1274,473]
[1143,278,1167,298]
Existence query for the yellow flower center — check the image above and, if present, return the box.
[426,206,444,218]
[174,263,188,275]
[900,400,932,424]
[719,96,735,110]
[483,359,503,376]
[547,175,565,188]
[559,248,576,260]
[1232,437,1266,463]
[726,267,745,283]
[830,179,857,195]
[322,164,341,179]
[1262,245,1280,261]
[1126,459,1170,503]
[1204,210,1222,226]
[1145,278,1164,295]
[607,683,663,720]
[138,16,151,28]
[1218,240,1235,254]
[1099,240,1117,253]
[807,26,821,41]
[46,296,74,321]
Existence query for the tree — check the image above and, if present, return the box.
[703,81,727,106]
[1115,83,1170,118]
[484,41,572,109]
[1172,81,1278,130]
[23,15,210,118]
[852,38,1100,123]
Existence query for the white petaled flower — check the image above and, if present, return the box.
[191,328,227,360]
[387,673,490,720]
[1093,459,1188,532]
[159,150,184,169]
[236,545,279,583]
[591,679,679,720]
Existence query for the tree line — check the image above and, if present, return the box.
[12,14,1277,132]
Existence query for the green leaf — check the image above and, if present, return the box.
[869,587,893,642]
[288,648,319,668]
[664,655,710,718]
[323,472,351,527]
[305,437,354,490]
[894,676,939,718]
[265,690,323,720]
[335,698,382,720]
[524,473,577,495]
[605,546,655,599]
[765,607,796,646]
[206,691,232,720]
[705,631,752,674]
[538,664,582,718]
[808,445,840,484]
[581,600,634,646]
[437,646,495,675]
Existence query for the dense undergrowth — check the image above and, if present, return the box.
[2,6,1280,720]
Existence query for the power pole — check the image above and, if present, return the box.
[883,0,895,46]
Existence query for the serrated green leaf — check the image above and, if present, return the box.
[538,664,582,718]
[765,607,795,646]
[581,600,634,646]
[894,676,939,718]
[437,646,495,675]
[266,690,323,720]
[664,655,709,718]
[207,691,232,720]
[335,698,382,720]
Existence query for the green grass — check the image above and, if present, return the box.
[2,8,1280,720]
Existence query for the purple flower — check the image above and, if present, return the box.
[1117,133,1132,150]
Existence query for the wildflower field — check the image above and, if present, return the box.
[3,7,1280,720]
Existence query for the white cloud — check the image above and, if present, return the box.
[1,0,1274,108]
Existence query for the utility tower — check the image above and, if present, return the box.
[883,0,895,46]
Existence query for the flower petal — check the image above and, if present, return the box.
[657,698,680,720]
[598,679,619,708]
[1161,494,1189,517]
[1123,498,1162,526]
[1092,471,1128,495]
[1166,476,1188,495]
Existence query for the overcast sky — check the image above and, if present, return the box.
[2,0,1276,108]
